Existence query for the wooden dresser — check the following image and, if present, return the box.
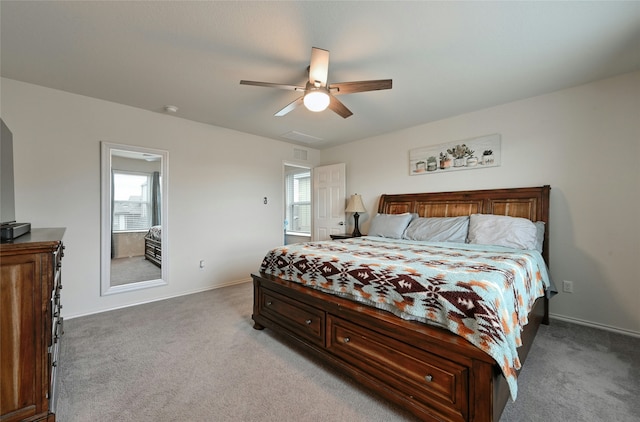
[1,228,65,422]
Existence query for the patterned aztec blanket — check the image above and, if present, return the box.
[259,236,552,399]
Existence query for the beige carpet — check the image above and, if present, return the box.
[110,256,161,286]
[57,281,639,421]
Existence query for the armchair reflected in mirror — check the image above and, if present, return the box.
[100,142,168,295]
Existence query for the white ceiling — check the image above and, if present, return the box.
[2,1,639,149]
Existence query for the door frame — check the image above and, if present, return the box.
[283,161,312,245]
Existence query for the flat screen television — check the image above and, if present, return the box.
[0,118,16,225]
[1,118,30,241]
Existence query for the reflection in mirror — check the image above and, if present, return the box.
[101,142,168,296]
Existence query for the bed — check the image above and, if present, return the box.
[144,225,162,267]
[252,185,551,422]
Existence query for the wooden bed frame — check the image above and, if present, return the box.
[252,185,550,422]
[144,236,161,267]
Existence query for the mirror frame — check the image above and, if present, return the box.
[100,142,169,296]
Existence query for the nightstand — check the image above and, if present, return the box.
[330,234,359,240]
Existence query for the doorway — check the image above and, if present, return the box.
[284,164,311,245]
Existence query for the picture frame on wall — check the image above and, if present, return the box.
[409,134,501,176]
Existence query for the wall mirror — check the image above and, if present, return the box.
[100,142,168,296]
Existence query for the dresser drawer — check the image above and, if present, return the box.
[50,292,62,343]
[47,243,63,290]
[328,315,468,421]
[260,288,325,347]
[52,317,63,345]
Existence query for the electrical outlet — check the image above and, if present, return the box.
[562,280,573,293]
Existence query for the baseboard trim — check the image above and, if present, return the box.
[66,277,252,320]
[549,313,640,338]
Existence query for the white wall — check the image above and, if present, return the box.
[3,73,638,335]
[321,71,640,336]
[1,78,320,317]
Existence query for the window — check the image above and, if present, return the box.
[285,168,311,234]
[112,171,153,231]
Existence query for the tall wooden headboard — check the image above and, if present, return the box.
[377,185,551,262]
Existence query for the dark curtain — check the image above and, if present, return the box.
[110,170,115,259]
[151,171,161,226]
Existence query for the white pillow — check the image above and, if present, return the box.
[368,213,414,239]
[467,214,537,250]
[534,221,545,253]
[403,216,469,243]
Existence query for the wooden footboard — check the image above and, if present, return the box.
[252,272,544,422]
[144,237,161,267]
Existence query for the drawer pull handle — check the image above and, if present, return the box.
[266,301,272,306]
[305,319,312,325]
[343,337,350,343]
[425,374,433,383]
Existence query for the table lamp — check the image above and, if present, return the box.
[345,194,366,237]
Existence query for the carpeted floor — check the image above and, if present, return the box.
[110,256,161,286]
[57,282,639,421]
[500,315,639,421]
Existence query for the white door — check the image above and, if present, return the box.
[313,163,346,240]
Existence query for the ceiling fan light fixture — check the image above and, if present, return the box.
[303,90,330,112]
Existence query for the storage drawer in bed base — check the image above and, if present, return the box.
[252,273,546,422]
[250,273,526,422]
[257,287,325,347]
[327,315,469,421]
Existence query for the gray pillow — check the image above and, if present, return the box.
[368,213,414,239]
[467,214,537,250]
[534,221,545,253]
[403,216,469,243]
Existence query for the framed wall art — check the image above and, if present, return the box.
[409,134,501,176]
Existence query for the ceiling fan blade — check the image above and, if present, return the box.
[240,80,304,91]
[274,97,304,117]
[328,95,353,119]
[329,79,392,95]
[309,47,329,87]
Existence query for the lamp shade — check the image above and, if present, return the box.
[345,194,366,213]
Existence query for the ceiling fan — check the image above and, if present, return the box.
[240,47,392,118]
